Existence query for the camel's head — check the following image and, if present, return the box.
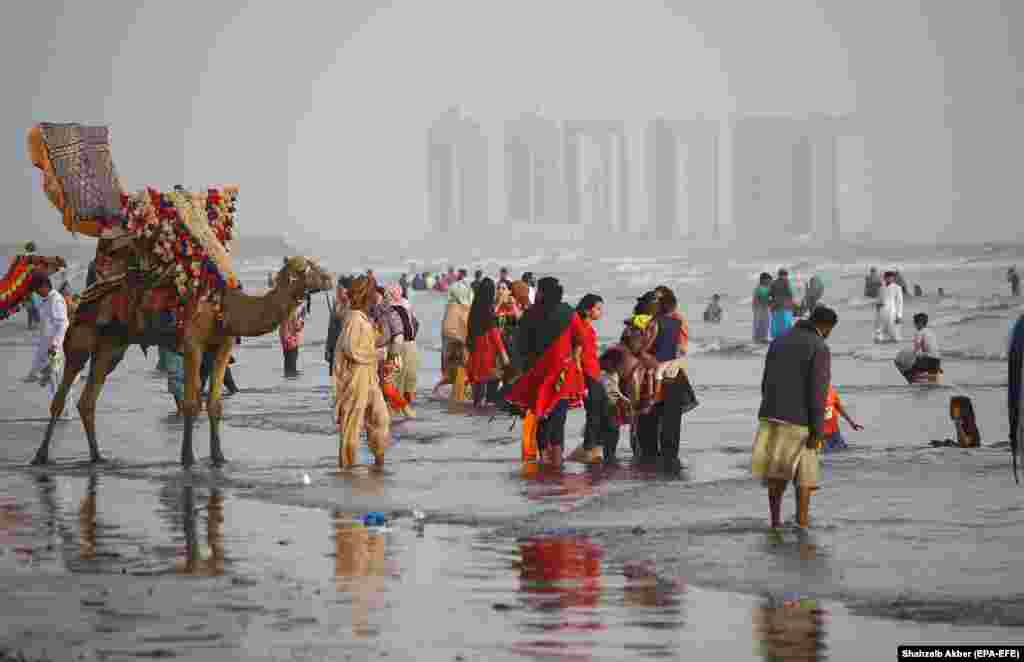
[278,256,333,298]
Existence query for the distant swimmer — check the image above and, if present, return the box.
[703,294,723,324]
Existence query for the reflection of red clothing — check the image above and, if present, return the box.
[504,312,587,419]
[467,327,506,383]
[520,536,603,609]
[579,318,600,381]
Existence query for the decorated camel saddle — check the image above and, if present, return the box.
[27,123,240,340]
[0,255,67,321]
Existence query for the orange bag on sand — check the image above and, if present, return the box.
[382,382,409,411]
[521,411,538,462]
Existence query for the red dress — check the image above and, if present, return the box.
[504,308,587,419]
[467,326,506,384]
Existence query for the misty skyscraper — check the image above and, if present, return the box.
[646,117,719,241]
[731,114,849,242]
[564,121,629,233]
[427,106,487,233]
[503,110,565,225]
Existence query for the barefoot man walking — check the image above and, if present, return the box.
[752,306,837,529]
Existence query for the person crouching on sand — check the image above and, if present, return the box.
[752,306,838,529]
[334,275,390,468]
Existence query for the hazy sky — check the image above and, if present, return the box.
[3,1,1020,245]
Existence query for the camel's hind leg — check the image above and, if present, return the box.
[181,345,204,468]
[206,343,233,466]
[31,343,91,466]
[78,345,119,463]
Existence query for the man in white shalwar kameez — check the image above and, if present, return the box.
[24,277,72,414]
[874,271,904,343]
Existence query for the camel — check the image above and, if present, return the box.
[31,255,333,467]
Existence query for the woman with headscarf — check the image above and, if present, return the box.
[510,280,532,312]
[279,304,305,378]
[467,278,509,408]
[435,281,473,403]
[326,276,353,378]
[752,273,773,343]
[495,280,523,371]
[384,283,420,417]
[334,275,390,468]
[503,277,588,466]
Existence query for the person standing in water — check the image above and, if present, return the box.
[751,306,837,529]
[334,275,390,468]
[769,269,795,339]
[568,294,605,465]
[466,278,508,408]
[279,305,305,378]
[752,273,773,343]
[1008,313,1024,467]
[1008,267,1020,297]
[875,271,904,343]
[803,274,824,315]
[864,267,882,299]
[703,294,723,323]
[503,277,587,467]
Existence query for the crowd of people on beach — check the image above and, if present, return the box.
[13,247,1024,529]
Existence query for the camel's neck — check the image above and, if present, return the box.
[221,285,302,337]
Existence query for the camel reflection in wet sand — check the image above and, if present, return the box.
[334,510,388,638]
[175,485,225,577]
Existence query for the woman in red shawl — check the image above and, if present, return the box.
[503,277,587,465]
[467,278,509,408]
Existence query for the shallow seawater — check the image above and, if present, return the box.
[1,471,1019,662]
[2,244,1024,659]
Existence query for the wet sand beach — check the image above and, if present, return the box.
[3,247,1024,660]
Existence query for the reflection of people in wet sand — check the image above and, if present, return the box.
[176,486,225,577]
[518,535,603,612]
[753,595,828,662]
[79,473,98,561]
[513,534,604,659]
[334,512,387,637]
[623,560,686,610]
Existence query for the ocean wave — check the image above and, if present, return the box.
[689,339,767,357]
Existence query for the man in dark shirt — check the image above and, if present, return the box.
[752,306,837,529]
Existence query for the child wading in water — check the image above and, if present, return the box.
[822,385,863,452]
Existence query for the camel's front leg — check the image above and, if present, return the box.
[31,347,90,465]
[78,346,118,463]
[206,343,233,466]
[181,345,204,467]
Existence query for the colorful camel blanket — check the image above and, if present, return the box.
[27,123,125,237]
[120,187,240,305]
[0,255,66,322]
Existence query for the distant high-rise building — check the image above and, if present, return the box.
[731,114,851,242]
[564,121,629,233]
[645,118,719,241]
[427,106,487,233]
[503,110,566,225]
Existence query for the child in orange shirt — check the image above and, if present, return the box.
[822,385,863,452]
